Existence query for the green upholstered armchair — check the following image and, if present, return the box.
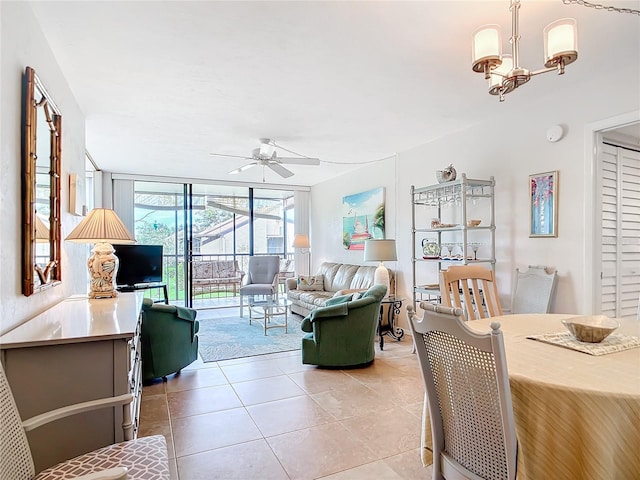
[300,284,387,368]
[141,298,199,382]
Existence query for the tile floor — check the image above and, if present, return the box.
[138,308,432,479]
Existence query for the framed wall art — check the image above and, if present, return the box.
[530,171,558,237]
[342,187,385,250]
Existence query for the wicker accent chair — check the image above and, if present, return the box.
[0,362,169,479]
[407,302,517,480]
[511,265,558,314]
[440,265,502,320]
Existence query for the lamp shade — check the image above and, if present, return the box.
[292,234,310,249]
[66,208,135,244]
[364,239,397,262]
[472,24,502,73]
[543,18,578,67]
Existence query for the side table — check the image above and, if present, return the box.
[378,296,404,350]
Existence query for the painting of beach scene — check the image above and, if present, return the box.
[342,187,385,250]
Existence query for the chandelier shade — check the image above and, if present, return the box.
[543,18,578,68]
[489,55,513,95]
[472,25,502,75]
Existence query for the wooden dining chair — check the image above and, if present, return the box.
[439,265,502,320]
[407,302,517,480]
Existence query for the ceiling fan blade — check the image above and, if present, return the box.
[210,153,252,160]
[228,163,257,175]
[268,163,294,178]
[277,157,321,166]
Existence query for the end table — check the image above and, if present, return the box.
[378,296,404,350]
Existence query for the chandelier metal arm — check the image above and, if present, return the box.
[530,64,566,77]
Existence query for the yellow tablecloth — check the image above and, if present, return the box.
[421,313,640,480]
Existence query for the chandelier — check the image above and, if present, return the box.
[472,0,578,101]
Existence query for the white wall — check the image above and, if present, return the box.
[311,157,398,273]
[0,2,87,334]
[311,66,640,325]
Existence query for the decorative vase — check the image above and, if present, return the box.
[436,164,457,183]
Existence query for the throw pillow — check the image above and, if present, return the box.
[297,275,324,291]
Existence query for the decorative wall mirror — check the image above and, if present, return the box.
[22,66,62,296]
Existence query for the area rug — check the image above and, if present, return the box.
[197,314,305,363]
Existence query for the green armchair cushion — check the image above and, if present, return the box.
[141,298,199,382]
[300,284,387,368]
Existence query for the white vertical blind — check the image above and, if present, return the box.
[294,190,310,275]
[600,143,640,319]
[112,179,136,237]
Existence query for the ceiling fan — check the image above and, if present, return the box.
[210,138,320,179]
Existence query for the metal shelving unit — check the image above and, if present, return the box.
[411,174,496,309]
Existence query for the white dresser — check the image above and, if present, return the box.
[0,292,143,473]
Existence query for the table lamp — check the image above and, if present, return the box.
[66,208,136,299]
[364,239,397,296]
[292,234,311,275]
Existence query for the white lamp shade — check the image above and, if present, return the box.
[544,18,578,67]
[472,25,502,71]
[363,239,397,262]
[66,208,136,244]
[292,234,310,249]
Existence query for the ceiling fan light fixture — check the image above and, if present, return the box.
[472,0,578,101]
[259,140,275,158]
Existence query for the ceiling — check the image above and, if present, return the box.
[28,0,640,187]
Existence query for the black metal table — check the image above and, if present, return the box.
[117,282,169,304]
[378,296,404,350]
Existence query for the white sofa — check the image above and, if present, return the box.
[286,261,393,317]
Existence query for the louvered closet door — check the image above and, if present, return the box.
[600,143,640,319]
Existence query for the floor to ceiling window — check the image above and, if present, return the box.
[131,181,295,309]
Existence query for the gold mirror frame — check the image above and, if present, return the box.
[22,66,62,296]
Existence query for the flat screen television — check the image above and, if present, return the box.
[114,244,163,287]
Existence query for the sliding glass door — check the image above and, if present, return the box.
[131,180,294,309]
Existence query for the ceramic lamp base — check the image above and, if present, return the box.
[374,262,391,297]
[88,242,119,299]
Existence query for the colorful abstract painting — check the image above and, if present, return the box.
[530,171,558,237]
[342,187,385,250]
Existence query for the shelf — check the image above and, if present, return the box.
[410,174,496,311]
[414,226,495,233]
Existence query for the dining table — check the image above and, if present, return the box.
[420,313,640,480]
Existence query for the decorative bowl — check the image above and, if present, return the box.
[467,219,481,227]
[561,315,619,343]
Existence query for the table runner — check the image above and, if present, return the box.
[527,331,640,355]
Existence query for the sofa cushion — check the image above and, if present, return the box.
[329,264,362,291]
[350,267,378,290]
[299,291,334,306]
[297,275,324,291]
